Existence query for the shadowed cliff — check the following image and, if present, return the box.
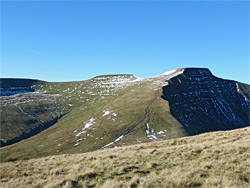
[162,68,250,135]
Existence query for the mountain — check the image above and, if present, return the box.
[0,68,249,162]
[1,127,249,188]
[162,68,250,134]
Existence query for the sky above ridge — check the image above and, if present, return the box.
[1,1,249,83]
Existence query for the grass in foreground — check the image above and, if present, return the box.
[1,127,249,188]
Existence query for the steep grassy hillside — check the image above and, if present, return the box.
[1,68,249,162]
[0,70,187,161]
[1,127,249,188]
[0,75,143,146]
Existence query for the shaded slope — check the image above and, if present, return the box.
[0,79,68,147]
[0,94,66,147]
[0,78,40,96]
[162,68,250,135]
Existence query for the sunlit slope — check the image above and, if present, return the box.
[1,70,187,161]
[0,75,144,146]
[1,127,249,188]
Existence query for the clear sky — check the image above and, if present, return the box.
[1,1,249,83]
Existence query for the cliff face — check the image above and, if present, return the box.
[162,68,250,135]
[0,79,39,96]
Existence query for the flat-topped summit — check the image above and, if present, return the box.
[93,74,134,79]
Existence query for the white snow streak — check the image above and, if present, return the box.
[102,135,125,148]
[75,118,96,139]
[103,110,110,116]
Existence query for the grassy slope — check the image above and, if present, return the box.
[1,73,187,161]
[0,127,249,188]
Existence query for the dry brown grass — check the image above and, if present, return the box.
[1,127,250,188]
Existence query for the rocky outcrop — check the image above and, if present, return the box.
[162,68,250,135]
[0,78,40,96]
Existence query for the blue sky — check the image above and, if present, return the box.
[1,1,249,83]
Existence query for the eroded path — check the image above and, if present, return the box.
[102,88,162,148]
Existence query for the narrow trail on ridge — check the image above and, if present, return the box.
[102,88,162,148]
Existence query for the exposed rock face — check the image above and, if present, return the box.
[162,68,250,135]
[0,78,39,96]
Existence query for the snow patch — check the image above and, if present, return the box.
[236,83,240,93]
[157,131,165,134]
[76,138,85,142]
[102,134,124,148]
[145,123,158,141]
[147,134,158,141]
[74,143,79,147]
[103,110,110,116]
[75,118,96,137]
[75,130,86,137]
[163,69,177,75]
